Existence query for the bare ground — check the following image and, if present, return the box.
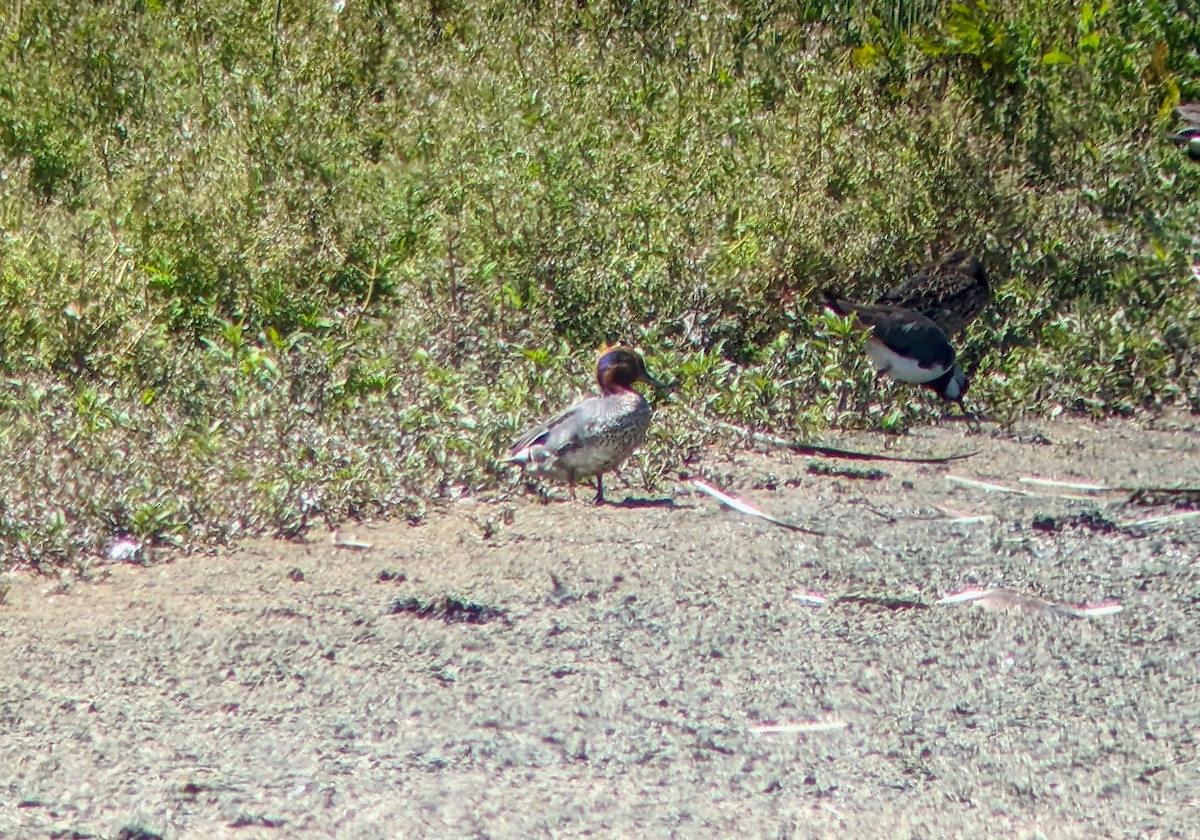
[2,415,1199,839]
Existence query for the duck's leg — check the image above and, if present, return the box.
[958,400,982,433]
[593,474,606,505]
[567,477,577,501]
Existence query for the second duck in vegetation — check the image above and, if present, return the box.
[877,250,991,338]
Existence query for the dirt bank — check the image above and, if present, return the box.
[2,415,1198,839]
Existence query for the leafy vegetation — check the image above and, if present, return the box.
[0,0,1196,570]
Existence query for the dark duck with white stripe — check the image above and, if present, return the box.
[821,290,969,403]
[1169,103,1200,163]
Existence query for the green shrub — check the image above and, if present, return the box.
[0,0,1195,569]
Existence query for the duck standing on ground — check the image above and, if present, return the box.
[821,290,969,403]
[506,347,666,504]
[877,250,991,338]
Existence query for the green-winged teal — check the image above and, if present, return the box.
[877,250,990,338]
[821,290,969,403]
[506,347,665,504]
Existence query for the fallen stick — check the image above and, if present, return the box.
[1017,480,1200,506]
[947,475,1031,495]
[1019,477,1112,492]
[936,587,1123,619]
[1019,478,1200,506]
[746,428,977,464]
[935,506,995,524]
[792,591,829,607]
[668,399,977,464]
[1123,487,1200,507]
[750,719,848,735]
[1118,510,1200,530]
[692,479,824,536]
[948,475,1096,500]
[332,531,373,550]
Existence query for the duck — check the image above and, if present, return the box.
[505,347,666,504]
[877,250,990,338]
[1169,103,1200,163]
[820,290,969,403]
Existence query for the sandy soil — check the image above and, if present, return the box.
[2,415,1199,839]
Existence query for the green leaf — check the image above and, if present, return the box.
[1041,50,1074,66]
[914,36,948,57]
[851,44,881,67]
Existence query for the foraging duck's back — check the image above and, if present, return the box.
[877,250,990,338]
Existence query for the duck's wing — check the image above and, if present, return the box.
[866,307,957,370]
[508,399,593,457]
[884,253,987,301]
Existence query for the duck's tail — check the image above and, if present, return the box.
[502,448,531,465]
[819,289,852,317]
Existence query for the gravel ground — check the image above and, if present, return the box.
[2,415,1198,839]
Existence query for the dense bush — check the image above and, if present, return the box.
[0,0,1196,569]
